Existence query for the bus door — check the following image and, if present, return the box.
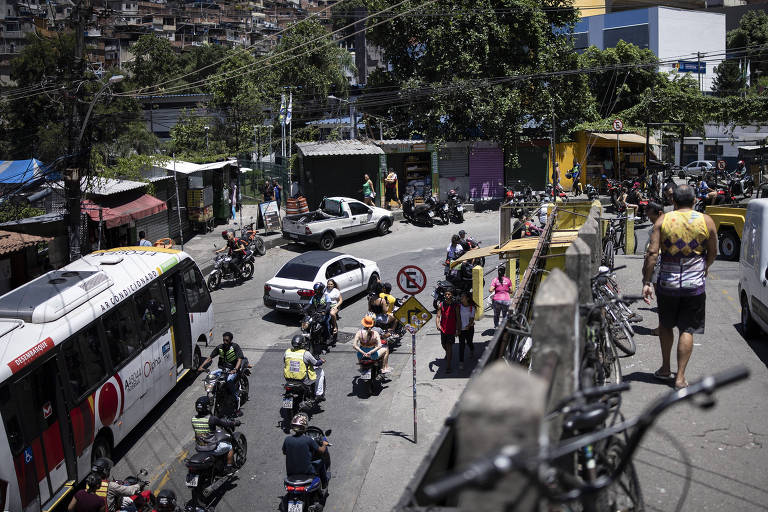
[181,265,213,367]
[0,356,75,510]
[165,272,192,373]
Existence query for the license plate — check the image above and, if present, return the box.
[428,211,435,217]
[186,474,199,487]
[361,369,372,380]
[456,205,463,211]
[276,302,290,309]
[288,501,304,512]
[282,397,293,409]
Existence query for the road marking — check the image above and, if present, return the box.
[150,448,189,491]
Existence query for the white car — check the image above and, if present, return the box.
[679,160,717,179]
[739,199,768,338]
[263,250,380,313]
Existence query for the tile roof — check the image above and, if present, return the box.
[0,230,52,256]
[297,140,384,157]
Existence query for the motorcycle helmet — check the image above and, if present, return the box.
[313,282,325,295]
[91,457,113,479]
[291,335,305,350]
[221,230,229,240]
[458,230,466,238]
[195,396,211,415]
[738,160,745,166]
[291,412,309,432]
[156,489,177,511]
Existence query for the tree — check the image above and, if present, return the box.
[727,11,768,87]
[712,59,746,97]
[126,34,182,90]
[361,0,593,161]
[178,44,230,92]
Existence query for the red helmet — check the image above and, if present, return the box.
[506,190,514,199]
[221,230,229,239]
[633,182,640,189]
[738,160,745,166]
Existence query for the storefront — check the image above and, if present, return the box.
[437,143,470,201]
[469,143,504,200]
[375,140,439,204]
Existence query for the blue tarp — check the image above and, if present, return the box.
[0,159,47,184]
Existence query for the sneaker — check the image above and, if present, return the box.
[224,465,236,475]
[381,367,393,374]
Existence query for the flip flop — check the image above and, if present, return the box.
[653,369,675,381]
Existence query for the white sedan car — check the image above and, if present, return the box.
[263,250,380,313]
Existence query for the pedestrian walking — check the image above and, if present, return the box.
[362,174,375,206]
[642,184,717,390]
[489,265,512,328]
[435,289,460,374]
[552,162,560,187]
[458,291,477,370]
[384,168,399,210]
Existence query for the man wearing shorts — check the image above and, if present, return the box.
[353,317,392,373]
[642,184,716,390]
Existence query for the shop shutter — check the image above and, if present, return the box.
[469,147,504,199]
[438,147,468,178]
[135,211,170,243]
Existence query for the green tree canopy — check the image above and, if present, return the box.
[126,34,182,90]
[712,59,747,97]
[727,10,768,86]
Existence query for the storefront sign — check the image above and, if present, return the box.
[676,61,706,74]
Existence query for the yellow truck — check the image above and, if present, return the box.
[705,204,746,261]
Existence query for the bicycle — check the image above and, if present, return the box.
[591,266,637,357]
[601,217,636,269]
[424,366,750,511]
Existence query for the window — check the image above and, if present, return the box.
[320,199,342,217]
[102,302,140,369]
[134,282,169,343]
[62,326,108,399]
[348,202,370,215]
[0,386,23,456]
[341,258,361,272]
[325,261,344,279]
[183,266,211,313]
[276,262,320,281]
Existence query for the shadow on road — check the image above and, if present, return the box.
[734,322,768,369]
[347,376,389,398]
[622,371,675,388]
[381,430,416,444]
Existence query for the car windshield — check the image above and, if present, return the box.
[321,199,343,216]
[275,263,319,281]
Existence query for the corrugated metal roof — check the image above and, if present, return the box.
[152,160,203,175]
[84,177,149,195]
[376,139,427,146]
[0,229,52,256]
[196,160,238,171]
[297,140,384,157]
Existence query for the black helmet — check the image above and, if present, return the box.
[291,335,305,350]
[458,230,466,237]
[156,489,177,511]
[313,282,325,295]
[91,457,113,478]
[195,396,211,415]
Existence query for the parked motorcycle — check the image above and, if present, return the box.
[237,216,267,256]
[202,366,250,419]
[185,424,247,508]
[584,183,599,201]
[207,246,254,291]
[446,188,465,223]
[301,304,333,356]
[545,182,568,201]
[281,426,332,512]
[402,194,435,226]
[425,195,449,224]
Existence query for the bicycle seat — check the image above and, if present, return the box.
[563,402,608,433]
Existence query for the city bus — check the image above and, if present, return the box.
[0,247,214,511]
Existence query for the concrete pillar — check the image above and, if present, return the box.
[566,237,592,304]
[456,361,548,511]
[577,216,601,275]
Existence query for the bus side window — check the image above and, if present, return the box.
[0,385,23,456]
[102,301,141,370]
[135,282,169,344]
[183,267,211,313]
[62,326,108,399]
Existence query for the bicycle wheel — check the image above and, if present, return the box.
[602,240,615,269]
[601,324,622,385]
[605,305,637,356]
[597,438,645,512]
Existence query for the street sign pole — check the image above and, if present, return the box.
[412,329,417,444]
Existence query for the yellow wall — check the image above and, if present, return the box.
[574,0,605,16]
[547,142,587,191]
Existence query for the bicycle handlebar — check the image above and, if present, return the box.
[423,366,749,502]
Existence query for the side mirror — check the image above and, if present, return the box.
[213,243,217,249]
[324,429,333,436]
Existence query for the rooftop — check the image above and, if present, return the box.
[297,140,384,157]
[0,229,52,256]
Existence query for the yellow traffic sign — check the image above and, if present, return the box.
[396,295,432,333]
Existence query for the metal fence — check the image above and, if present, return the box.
[238,160,290,206]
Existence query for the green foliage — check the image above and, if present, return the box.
[0,203,45,223]
[712,59,747,97]
[179,44,230,91]
[727,11,768,86]
[126,35,182,90]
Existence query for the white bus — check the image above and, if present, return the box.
[0,247,214,511]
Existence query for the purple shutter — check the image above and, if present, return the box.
[469,147,503,199]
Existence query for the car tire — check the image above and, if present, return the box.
[319,232,335,250]
[718,230,740,261]
[741,297,761,339]
[377,219,391,236]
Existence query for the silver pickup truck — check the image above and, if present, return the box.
[281,197,395,250]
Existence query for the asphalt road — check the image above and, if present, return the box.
[109,211,501,510]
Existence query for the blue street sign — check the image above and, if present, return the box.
[676,61,706,74]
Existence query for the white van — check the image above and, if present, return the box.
[739,199,768,337]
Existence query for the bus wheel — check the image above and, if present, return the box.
[91,435,112,466]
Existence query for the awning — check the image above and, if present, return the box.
[587,133,660,146]
[450,245,500,267]
[492,231,579,256]
[81,194,167,229]
[0,159,46,184]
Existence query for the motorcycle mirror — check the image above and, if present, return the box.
[137,469,149,478]
[213,243,217,248]
[324,429,332,436]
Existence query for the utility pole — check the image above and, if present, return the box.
[66,0,93,262]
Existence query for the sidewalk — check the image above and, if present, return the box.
[352,305,496,512]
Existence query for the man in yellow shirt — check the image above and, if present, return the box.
[379,282,396,314]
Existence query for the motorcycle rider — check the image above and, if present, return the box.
[191,396,241,475]
[354,316,392,373]
[368,290,395,331]
[457,230,478,252]
[379,282,397,315]
[197,332,245,415]
[284,335,326,401]
[445,234,465,278]
[696,177,718,206]
[215,230,247,278]
[89,458,142,512]
[305,282,332,338]
[283,413,329,491]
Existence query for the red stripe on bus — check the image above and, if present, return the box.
[7,337,54,374]
[70,399,94,457]
[31,438,45,482]
[41,420,65,475]
[115,372,125,417]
